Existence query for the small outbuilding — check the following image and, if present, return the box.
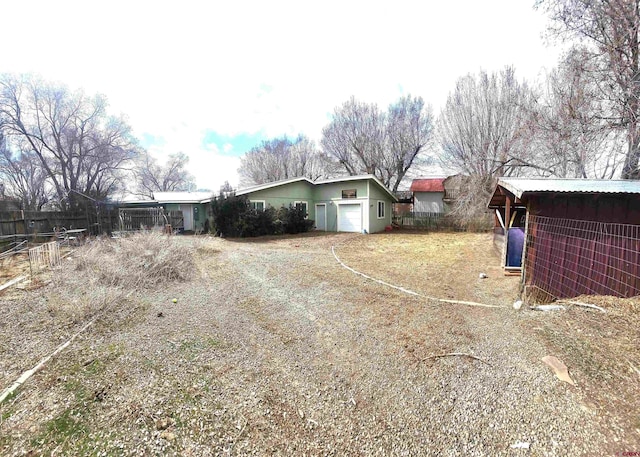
[488,177,640,300]
[410,178,446,214]
[154,192,213,232]
[116,191,213,233]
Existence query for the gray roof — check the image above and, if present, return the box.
[237,174,399,202]
[236,177,313,196]
[153,191,214,203]
[498,178,640,198]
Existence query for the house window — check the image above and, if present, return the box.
[377,201,385,219]
[250,200,265,211]
[342,189,357,199]
[294,201,308,218]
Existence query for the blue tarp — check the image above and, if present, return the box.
[506,227,525,267]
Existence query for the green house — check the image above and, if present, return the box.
[236,175,398,233]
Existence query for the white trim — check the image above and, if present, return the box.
[334,199,362,205]
[293,200,309,218]
[316,174,398,202]
[336,201,363,233]
[236,177,314,196]
[249,200,266,211]
[377,200,386,219]
[340,188,358,199]
[235,174,398,203]
[180,204,194,231]
[314,203,327,230]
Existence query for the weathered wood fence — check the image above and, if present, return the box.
[392,212,446,229]
[118,208,184,232]
[393,212,493,231]
[0,207,119,241]
[28,242,61,273]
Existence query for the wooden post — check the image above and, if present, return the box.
[505,195,512,231]
[521,205,530,287]
[503,195,512,269]
[85,203,91,235]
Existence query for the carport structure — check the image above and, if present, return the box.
[488,177,640,300]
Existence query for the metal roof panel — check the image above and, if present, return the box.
[410,178,446,192]
[153,191,214,203]
[498,178,640,198]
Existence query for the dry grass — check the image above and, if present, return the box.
[75,232,196,288]
[333,231,521,306]
[0,254,30,282]
[0,232,200,399]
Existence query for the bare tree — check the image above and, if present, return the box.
[0,74,138,208]
[134,151,195,198]
[437,68,536,221]
[0,133,51,209]
[438,67,536,180]
[219,180,234,194]
[536,0,640,178]
[288,136,339,181]
[239,135,334,186]
[321,97,385,177]
[528,50,626,178]
[383,95,435,191]
[321,95,435,191]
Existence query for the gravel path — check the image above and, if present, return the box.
[0,233,634,455]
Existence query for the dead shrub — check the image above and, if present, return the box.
[76,232,195,289]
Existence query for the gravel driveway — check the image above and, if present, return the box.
[0,232,636,456]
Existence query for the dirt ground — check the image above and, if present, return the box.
[0,231,638,456]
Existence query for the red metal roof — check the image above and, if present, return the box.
[410,178,445,192]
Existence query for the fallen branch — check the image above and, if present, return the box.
[331,246,502,309]
[556,300,606,313]
[0,275,28,293]
[436,298,503,309]
[0,317,97,404]
[421,352,492,366]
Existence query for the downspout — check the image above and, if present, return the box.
[366,181,370,233]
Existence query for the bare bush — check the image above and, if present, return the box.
[76,232,196,288]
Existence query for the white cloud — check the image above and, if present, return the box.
[143,125,241,191]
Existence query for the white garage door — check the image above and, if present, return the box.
[338,204,362,232]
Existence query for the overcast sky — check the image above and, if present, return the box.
[2,0,561,191]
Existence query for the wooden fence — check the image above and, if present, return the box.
[392,212,446,230]
[393,212,493,231]
[28,241,61,274]
[118,208,184,232]
[0,207,120,241]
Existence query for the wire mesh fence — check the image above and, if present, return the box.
[525,215,640,300]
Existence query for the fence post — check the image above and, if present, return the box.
[85,203,91,236]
